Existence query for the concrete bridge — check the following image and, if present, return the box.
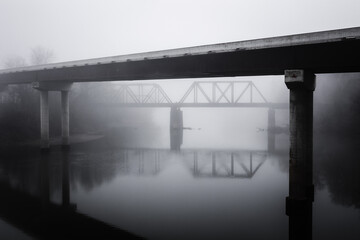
[1,27,360,240]
[1,27,359,149]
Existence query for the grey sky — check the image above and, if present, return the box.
[1,0,360,64]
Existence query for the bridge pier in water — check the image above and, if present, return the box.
[33,82,72,150]
[285,70,315,240]
[40,90,49,149]
[267,108,276,152]
[61,91,70,148]
[170,107,183,151]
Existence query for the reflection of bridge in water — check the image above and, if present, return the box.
[117,148,268,179]
[0,153,142,240]
[189,151,266,178]
[94,80,287,151]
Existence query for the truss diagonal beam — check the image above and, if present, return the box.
[101,81,277,107]
[215,83,232,103]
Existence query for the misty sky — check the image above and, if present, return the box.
[1,0,360,64]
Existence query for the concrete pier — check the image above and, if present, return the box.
[231,153,234,176]
[193,152,198,175]
[61,91,70,148]
[33,82,72,150]
[170,107,183,151]
[268,108,276,152]
[285,70,315,240]
[40,91,49,149]
[212,153,216,176]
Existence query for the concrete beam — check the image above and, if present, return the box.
[32,81,72,91]
[40,91,49,149]
[1,27,360,83]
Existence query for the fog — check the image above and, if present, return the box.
[1,1,360,240]
[1,0,360,65]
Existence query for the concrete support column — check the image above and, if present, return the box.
[285,70,315,240]
[212,153,216,176]
[170,107,183,151]
[61,91,70,147]
[34,81,72,150]
[268,108,276,152]
[40,91,49,149]
[231,153,234,176]
[193,152,198,175]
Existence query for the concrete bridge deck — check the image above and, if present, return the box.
[1,27,360,84]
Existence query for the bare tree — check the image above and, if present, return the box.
[30,46,54,65]
[3,56,27,69]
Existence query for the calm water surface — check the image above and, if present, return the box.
[0,134,359,240]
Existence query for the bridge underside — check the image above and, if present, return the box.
[1,38,360,84]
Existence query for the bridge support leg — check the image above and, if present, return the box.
[212,153,216,176]
[40,90,50,150]
[61,91,70,148]
[170,107,183,151]
[34,82,72,150]
[285,70,315,240]
[268,108,276,152]
[193,152,198,176]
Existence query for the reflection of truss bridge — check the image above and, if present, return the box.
[182,150,267,178]
[119,149,164,176]
[116,149,267,179]
[99,81,287,109]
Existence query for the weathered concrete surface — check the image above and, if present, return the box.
[285,70,315,240]
[34,82,73,149]
[1,27,360,83]
[285,69,315,201]
[170,107,183,151]
[32,81,73,91]
[61,91,70,147]
[40,91,49,149]
[268,108,276,152]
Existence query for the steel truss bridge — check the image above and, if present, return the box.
[96,80,288,109]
